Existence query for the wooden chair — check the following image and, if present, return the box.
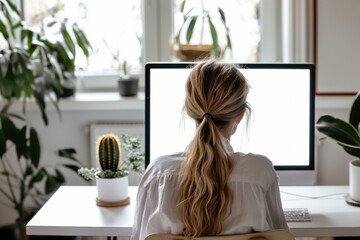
[145,229,295,240]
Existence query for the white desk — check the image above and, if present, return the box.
[26,186,137,237]
[26,185,360,238]
[281,185,360,237]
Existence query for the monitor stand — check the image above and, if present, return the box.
[277,170,316,186]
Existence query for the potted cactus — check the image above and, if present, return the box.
[78,133,144,206]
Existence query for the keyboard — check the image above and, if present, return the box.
[283,208,312,222]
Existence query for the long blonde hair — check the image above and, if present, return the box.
[177,60,250,237]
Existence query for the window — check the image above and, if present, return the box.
[22,0,312,92]
[23,0,143,74]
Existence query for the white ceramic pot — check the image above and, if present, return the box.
[349,159,360,202]
[96,176,129,202]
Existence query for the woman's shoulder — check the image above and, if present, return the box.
[233,152,273,167]
[231,152,278,185]
[147,153,184,171]
[140,153,184,185]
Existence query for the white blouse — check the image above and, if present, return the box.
[131,147,289,240]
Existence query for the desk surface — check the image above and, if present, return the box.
[280,185,359,237]
[27,186,137,237]
[26,185,360,237]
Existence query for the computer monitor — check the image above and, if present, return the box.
[145,62,316,186]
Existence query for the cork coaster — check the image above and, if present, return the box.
[95,197,130,207]
[345,194,360,207]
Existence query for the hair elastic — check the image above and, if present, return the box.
[202,113,213,120]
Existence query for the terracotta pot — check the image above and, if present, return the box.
[174,44,220,62]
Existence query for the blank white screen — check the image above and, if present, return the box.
[148,66,312,168]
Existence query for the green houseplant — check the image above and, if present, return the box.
[316,92,360,158]
[0,0,90,239]
[174,0,232,61]
[43,15,92,98]
[78,133,144,205]
[104,41,139,97]
[316,92,360,202]
[116,60,139,97]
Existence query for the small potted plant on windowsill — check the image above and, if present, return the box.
[117,61,139,97]
[104,41,139,97]
[316,92,360,204]
[78,133,144,206]
[173,0,232,61]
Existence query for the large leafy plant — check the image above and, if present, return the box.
[0,0,90,239]
[0,0,92,100]
[316,92,360,158]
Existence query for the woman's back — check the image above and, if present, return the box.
[131,149,288,240]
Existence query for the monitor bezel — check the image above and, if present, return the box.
[145,62,315,171]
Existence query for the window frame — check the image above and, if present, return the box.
[19,0,313,93]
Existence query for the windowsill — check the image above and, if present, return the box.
[5,91,145,112]
[59,91,145,111]
[3,93,353,112]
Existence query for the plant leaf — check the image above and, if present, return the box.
[58,148,78,162]
[316,115,360,148]
[186,15,197,43]
[226,33,232,50]
[28,169,45,190]
[61,22,76,58]
[3,0,21,16]
[48,54,65,85]
[55,169,65,183]
[29,127,41,168]
[342,145,360,158]
[0,17,9,40]
[55,42,75,72]
[20,27,34,50]
[218,7,226,24]
[0,129,6,157]
[45,175,58,194]
[32,89,48,126]
[72,23,92,58]
[179,0,186,13]
[5,112,25,122]
[1,0,20,37]
[350,92,360,130]
[25,166,34,176]
[1,114,19,143]
[207,16,218,55]
[16,126,27,160]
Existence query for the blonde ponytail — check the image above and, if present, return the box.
[177,60,249,237]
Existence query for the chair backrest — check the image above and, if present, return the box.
[145,229,295,240]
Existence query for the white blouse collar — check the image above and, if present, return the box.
[223,137,234,153]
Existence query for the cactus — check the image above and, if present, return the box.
[78,133,144,180]
[97,133,121,172]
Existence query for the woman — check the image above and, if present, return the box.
[131,60,288,240]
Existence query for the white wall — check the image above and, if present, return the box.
[316,0,360,94]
